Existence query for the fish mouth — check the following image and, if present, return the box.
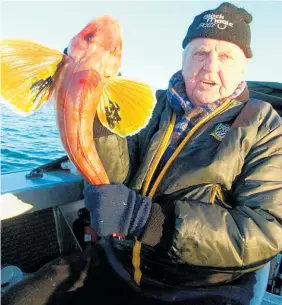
[104,67,115,78]
[104,73,112,79]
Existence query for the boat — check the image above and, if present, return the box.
[1,81,282,304]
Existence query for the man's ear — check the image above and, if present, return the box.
[182,46,189,66]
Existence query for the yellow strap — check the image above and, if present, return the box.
[132,113,176,286]
[142,113,176,197]
[132,239,142,285]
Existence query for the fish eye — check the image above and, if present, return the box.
[85,33,94,42]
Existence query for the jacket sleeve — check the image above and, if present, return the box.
[93,115,139,183]
[142,110,282,272]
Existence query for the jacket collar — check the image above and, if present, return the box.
[235,85,250,104]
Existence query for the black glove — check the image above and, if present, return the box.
[84,183,152,237]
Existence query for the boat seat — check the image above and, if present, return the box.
[138,263,270,305]
[101,237,270,305]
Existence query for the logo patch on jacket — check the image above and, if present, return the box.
[211,123,230,141]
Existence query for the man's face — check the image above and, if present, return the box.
[182,38,249,107]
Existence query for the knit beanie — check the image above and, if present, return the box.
[182,2,253,58]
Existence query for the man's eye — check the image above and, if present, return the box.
[195,51,208,56]
[194,51,208,60]
[219,54,232,61]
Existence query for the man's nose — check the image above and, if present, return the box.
[203,51,220,73]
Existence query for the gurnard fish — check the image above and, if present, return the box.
[0,15,155,184]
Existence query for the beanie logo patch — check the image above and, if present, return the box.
[197,14,234,30]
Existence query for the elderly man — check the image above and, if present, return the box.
[83,0,282,296]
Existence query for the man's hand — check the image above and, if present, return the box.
[83,184,152,237]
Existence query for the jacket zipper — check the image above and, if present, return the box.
[210,184,225,205]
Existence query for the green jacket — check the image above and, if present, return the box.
[94,82,282,287]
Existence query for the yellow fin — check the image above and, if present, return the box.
[0,39,64,115]
[97,77,156,137]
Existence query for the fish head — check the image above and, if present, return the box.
[67,15,122,78]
